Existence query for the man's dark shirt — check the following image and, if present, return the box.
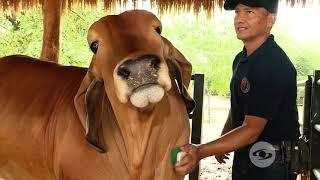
[230,35,300,141]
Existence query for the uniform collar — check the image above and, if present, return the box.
[240,34,275,63]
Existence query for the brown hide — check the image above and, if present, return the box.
[0,10,194,180]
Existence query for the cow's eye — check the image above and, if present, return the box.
[90,41,99,54]
[155,26,161,34]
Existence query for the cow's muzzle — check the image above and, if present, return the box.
[117,55,160,90]
[115,55,171,108]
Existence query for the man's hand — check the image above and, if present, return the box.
[174,144,200,175]
[215,153,230,164]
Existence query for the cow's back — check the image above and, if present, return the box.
[0,55,87,179]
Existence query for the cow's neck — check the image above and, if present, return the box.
[108,96,158,179]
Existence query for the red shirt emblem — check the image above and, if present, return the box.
[241,77,250,93]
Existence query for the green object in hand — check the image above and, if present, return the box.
[171,147,187,166]
[171,147,181,165]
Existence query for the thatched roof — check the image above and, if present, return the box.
[0,0,309,15]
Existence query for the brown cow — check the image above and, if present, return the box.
[0,10,194,180]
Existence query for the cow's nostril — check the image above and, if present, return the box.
[117,67,131,79]
[150,57,161,69]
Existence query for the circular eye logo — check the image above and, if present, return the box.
[240,77,250,93]
[249,141,276,168]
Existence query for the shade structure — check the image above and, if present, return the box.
[0,0,310,15]
[0,0,312,62]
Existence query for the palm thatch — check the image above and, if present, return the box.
[0,0,310,15]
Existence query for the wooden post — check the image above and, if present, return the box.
[40,0,62,63]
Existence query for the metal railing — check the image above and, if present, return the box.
[303,70,320,180]
[188,74,204,180]
[297,79,319,87]
[313,169,320,179]
[315,125,320,133]
[298,80,307,87]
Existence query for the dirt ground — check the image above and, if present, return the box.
[197,96,233,180]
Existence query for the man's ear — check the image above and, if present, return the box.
[74,71,106,153]
[267,13,277,28]
[162,37,195,114]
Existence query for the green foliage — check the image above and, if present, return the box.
[1,6,319,96]
[0,10,43,57]
[60,4,109,67]
[160,12,242,95]
[0,4,110,67]
[294,56,313,78]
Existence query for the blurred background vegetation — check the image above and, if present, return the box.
[0,1,319,97]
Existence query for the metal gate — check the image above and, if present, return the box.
[302,70,320,180]
[189,74,204,180]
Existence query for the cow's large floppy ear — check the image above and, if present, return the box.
[74,72,106,153]
[163,37,195,113]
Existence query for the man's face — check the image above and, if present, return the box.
[234,3,275,43]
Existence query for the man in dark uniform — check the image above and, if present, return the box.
[174,0,300,179]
